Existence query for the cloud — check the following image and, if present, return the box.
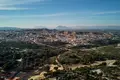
[0,7,31,10]
[37,13,70,17]
[0,0,43,6]
[0,10,120,18]
[0,0,45,10]
[0,12,71,18]
[94,11,120,15]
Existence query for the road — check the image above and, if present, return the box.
[68,60,116,70]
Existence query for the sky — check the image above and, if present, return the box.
[0,0,120,29]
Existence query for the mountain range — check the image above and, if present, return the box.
[0,26,120,31]
[0,27,21,30]
[56,26,71,30]
[55,26,120,30]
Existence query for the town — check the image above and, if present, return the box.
[0,29,120,80]
[0,29,113,46]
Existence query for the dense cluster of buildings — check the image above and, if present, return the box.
[0,29,113,46]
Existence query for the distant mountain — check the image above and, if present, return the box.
[56,26,120,30]
[56,26,70,30]
[77,26,120,30]
[34,26,47,29]
[0,27,21,30]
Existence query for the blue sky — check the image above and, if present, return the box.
[0,0,120,29]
